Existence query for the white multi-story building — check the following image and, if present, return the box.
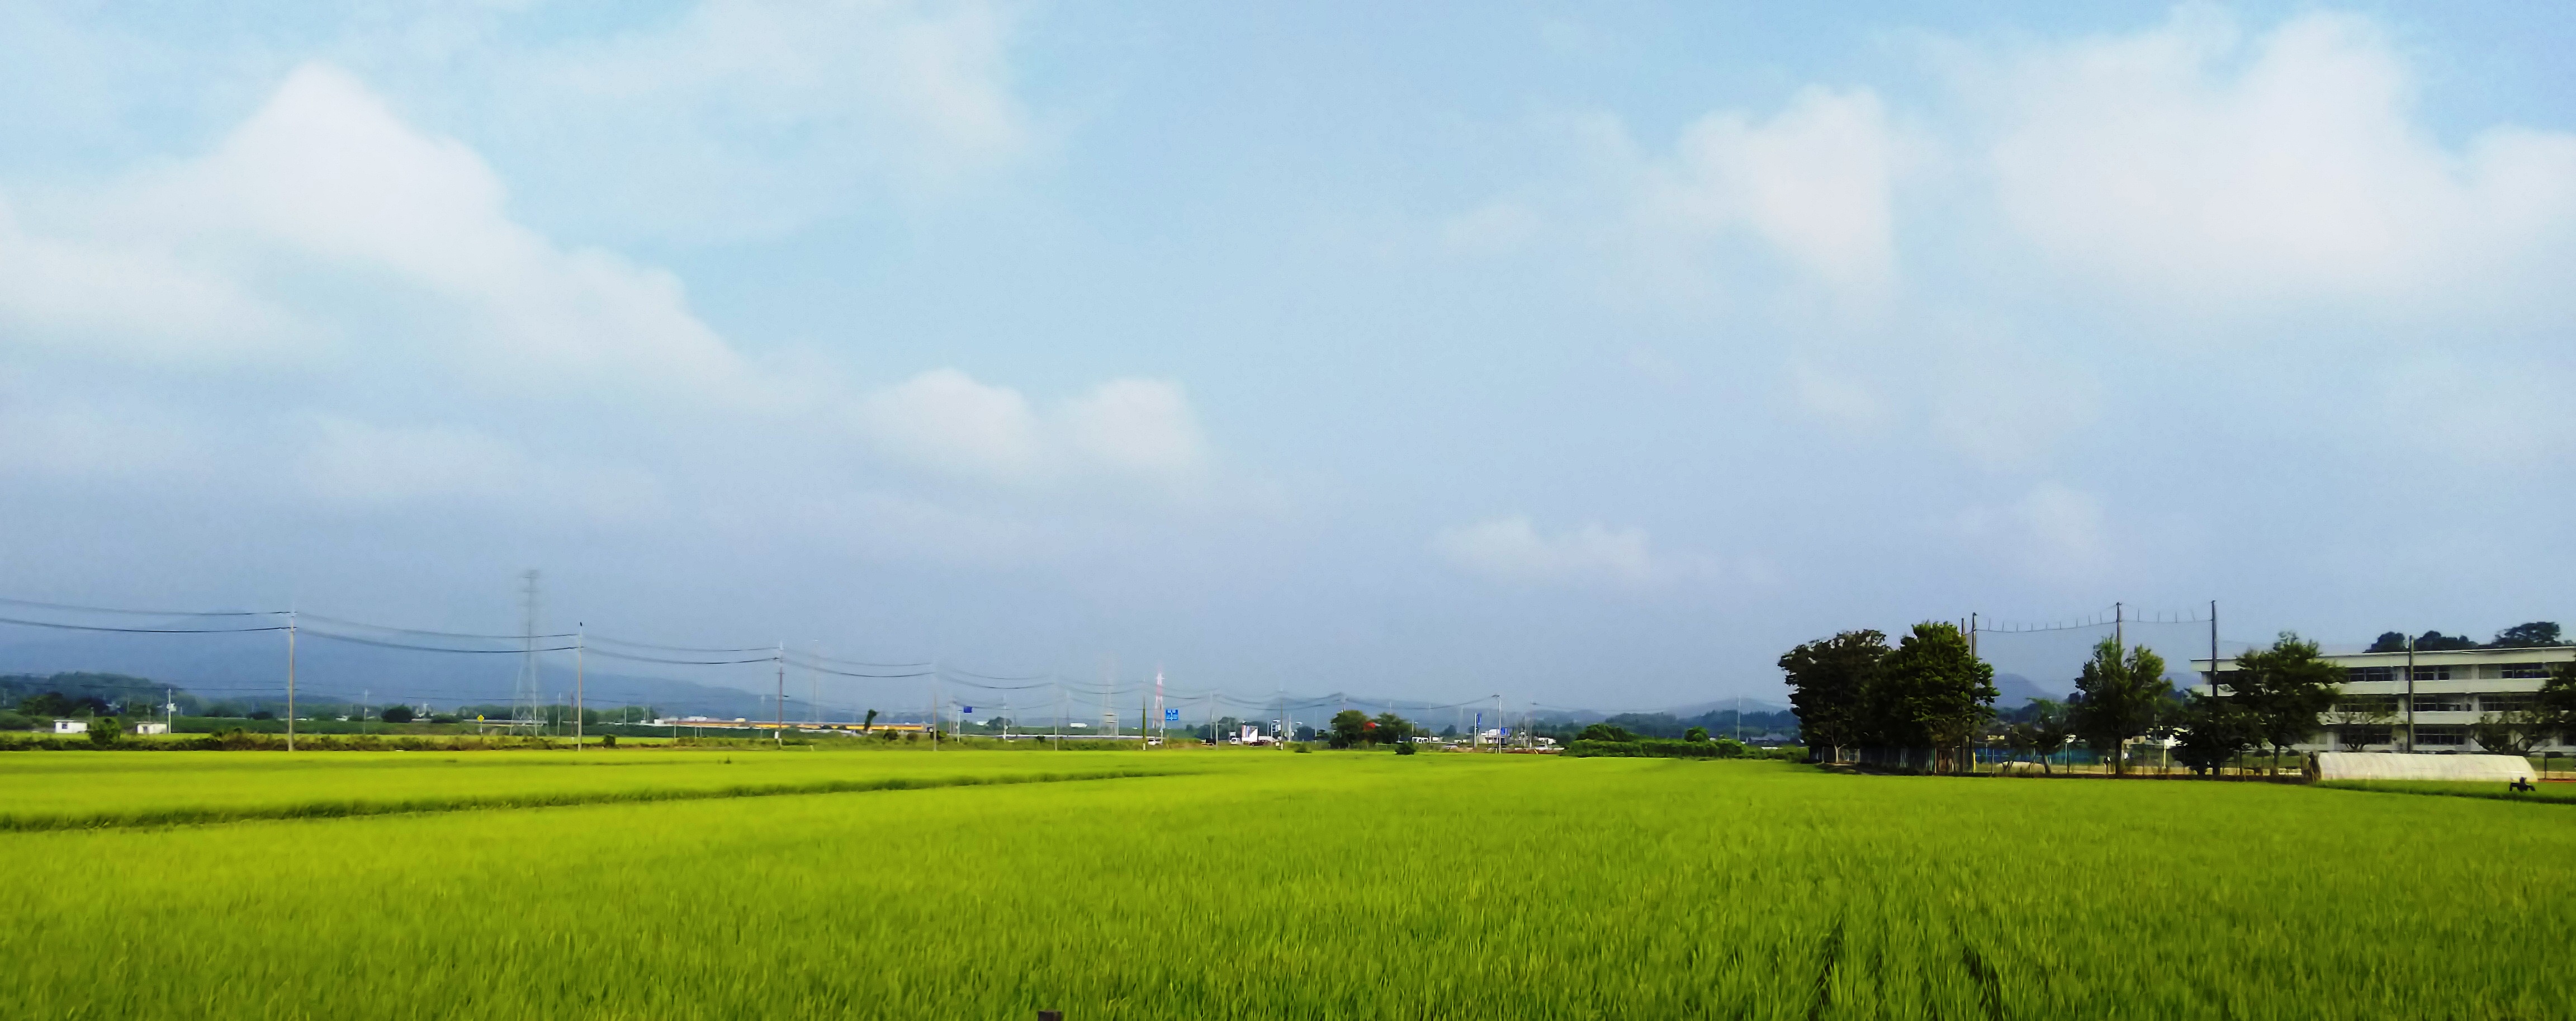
[2192,646,2574,753]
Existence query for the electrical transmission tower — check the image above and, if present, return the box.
[512,570,542,735]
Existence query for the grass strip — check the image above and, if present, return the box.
[0,767,1189,833]
[2316,779,2576,805]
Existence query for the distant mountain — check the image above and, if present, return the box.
[1992,673,2067,707]
[0,630,787,719]
[1657,697,1791,717]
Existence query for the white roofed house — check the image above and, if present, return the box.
[2193,644,2574,755]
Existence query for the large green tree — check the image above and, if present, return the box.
[1327,710,1369,749]
[2531,661,2576,746]
[1874,622,1997,773]
[2067,637,2170,776]
[2005,699,2073,773]
[1778,630,1887,763]
[2488,622,2565,649]
[2170,692,2256,777]
[2223,632,2342,776]
[1370,712,1413,746]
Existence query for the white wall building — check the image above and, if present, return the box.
[2193,645,2574,753]
[52,719,87,734]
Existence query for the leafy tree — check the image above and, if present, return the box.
[2537,662,2576,745]
[1684,726,1710,743]
[2319,696,2397,751]
[2171,693,2255,777]
[248,710,276,721]
[2470,712,2542,755]
[1778,630,1887,762]
[89,716,120,745]
[1439,724,1458,738]
[1576,722,1636,743]
[1370,712,1413,746]
[1874,622,1997,773]
[2066,638,2170,776]
[379,705,416,724]
[2366,632,2408,654]
[861,708,879,734]
[1328,710,1368,749]
[2487,622,2565,649]
[2412,631,2478,651]
[2223,632,2343,776]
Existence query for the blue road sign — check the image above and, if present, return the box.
[1164,708,1180,722]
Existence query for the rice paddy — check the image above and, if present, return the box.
[4,748,2569,1019]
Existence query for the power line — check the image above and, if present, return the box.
[583,647,778,667]
[0,614,288,635]
[297,612,575,641]
[0,595,281,617]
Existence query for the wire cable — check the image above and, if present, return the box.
[299,630,577,655]
[586,634,778,654]
[0,614,289,635]
[0,595,281,617]
[297,612,574,641]
[582,647,778,667]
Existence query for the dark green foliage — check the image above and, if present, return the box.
[598,734,617,749]
[1566,738,1746,759]
[2066,639,2174,775]
[247,711,275,721]
[2224,633,2343,774]
[380,705,416,724]
[88,718,120,746]
[1327,710,1367,749]
[2367,632,2407,654]
[1779,630,1887,758]
[2170,693,2255,776]
[1876,622,1998,762]
[1684,727,1709,743]
[1370,712,1413,745]
[1394,740,1417,755]
[1576,722,1635,743]
[2488,622,2565,649]
[2004,699,2073,773]
[17,692,112,718]
[861,709,879,734]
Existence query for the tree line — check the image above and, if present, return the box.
[1778,622,1996,773]
[1789,625,2576,777]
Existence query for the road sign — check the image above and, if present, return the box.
[1164,708,1180,722]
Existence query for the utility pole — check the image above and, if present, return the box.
[2405,635,2417,753]
[2114,602,2123,651]
[774,642,785,746]
[2208,601,2218,698]
[285,609,297,752]
[574,624,585,750]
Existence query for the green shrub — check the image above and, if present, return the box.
[89,718,120,746]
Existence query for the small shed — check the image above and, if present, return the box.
[52,719,88,734]
[2307,751,2534,783]
[133,721,169,735]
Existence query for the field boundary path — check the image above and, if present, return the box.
[0,766,1190,833]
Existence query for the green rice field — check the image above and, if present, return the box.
[4,748,2570,1019]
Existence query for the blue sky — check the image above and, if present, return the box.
[1,2,2570,708]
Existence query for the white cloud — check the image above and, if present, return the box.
[854,368,1044,481]
[0,197,301,361]
[1432,516,1660,587]
[491,0,1031,238]
[112,63,757,398]
[1645,86,1901,290]
[1977,10,2576,307]
[855,370,1209,485]
[1062,379,1205,476]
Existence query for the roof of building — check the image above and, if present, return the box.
[2307,751,2534,782]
